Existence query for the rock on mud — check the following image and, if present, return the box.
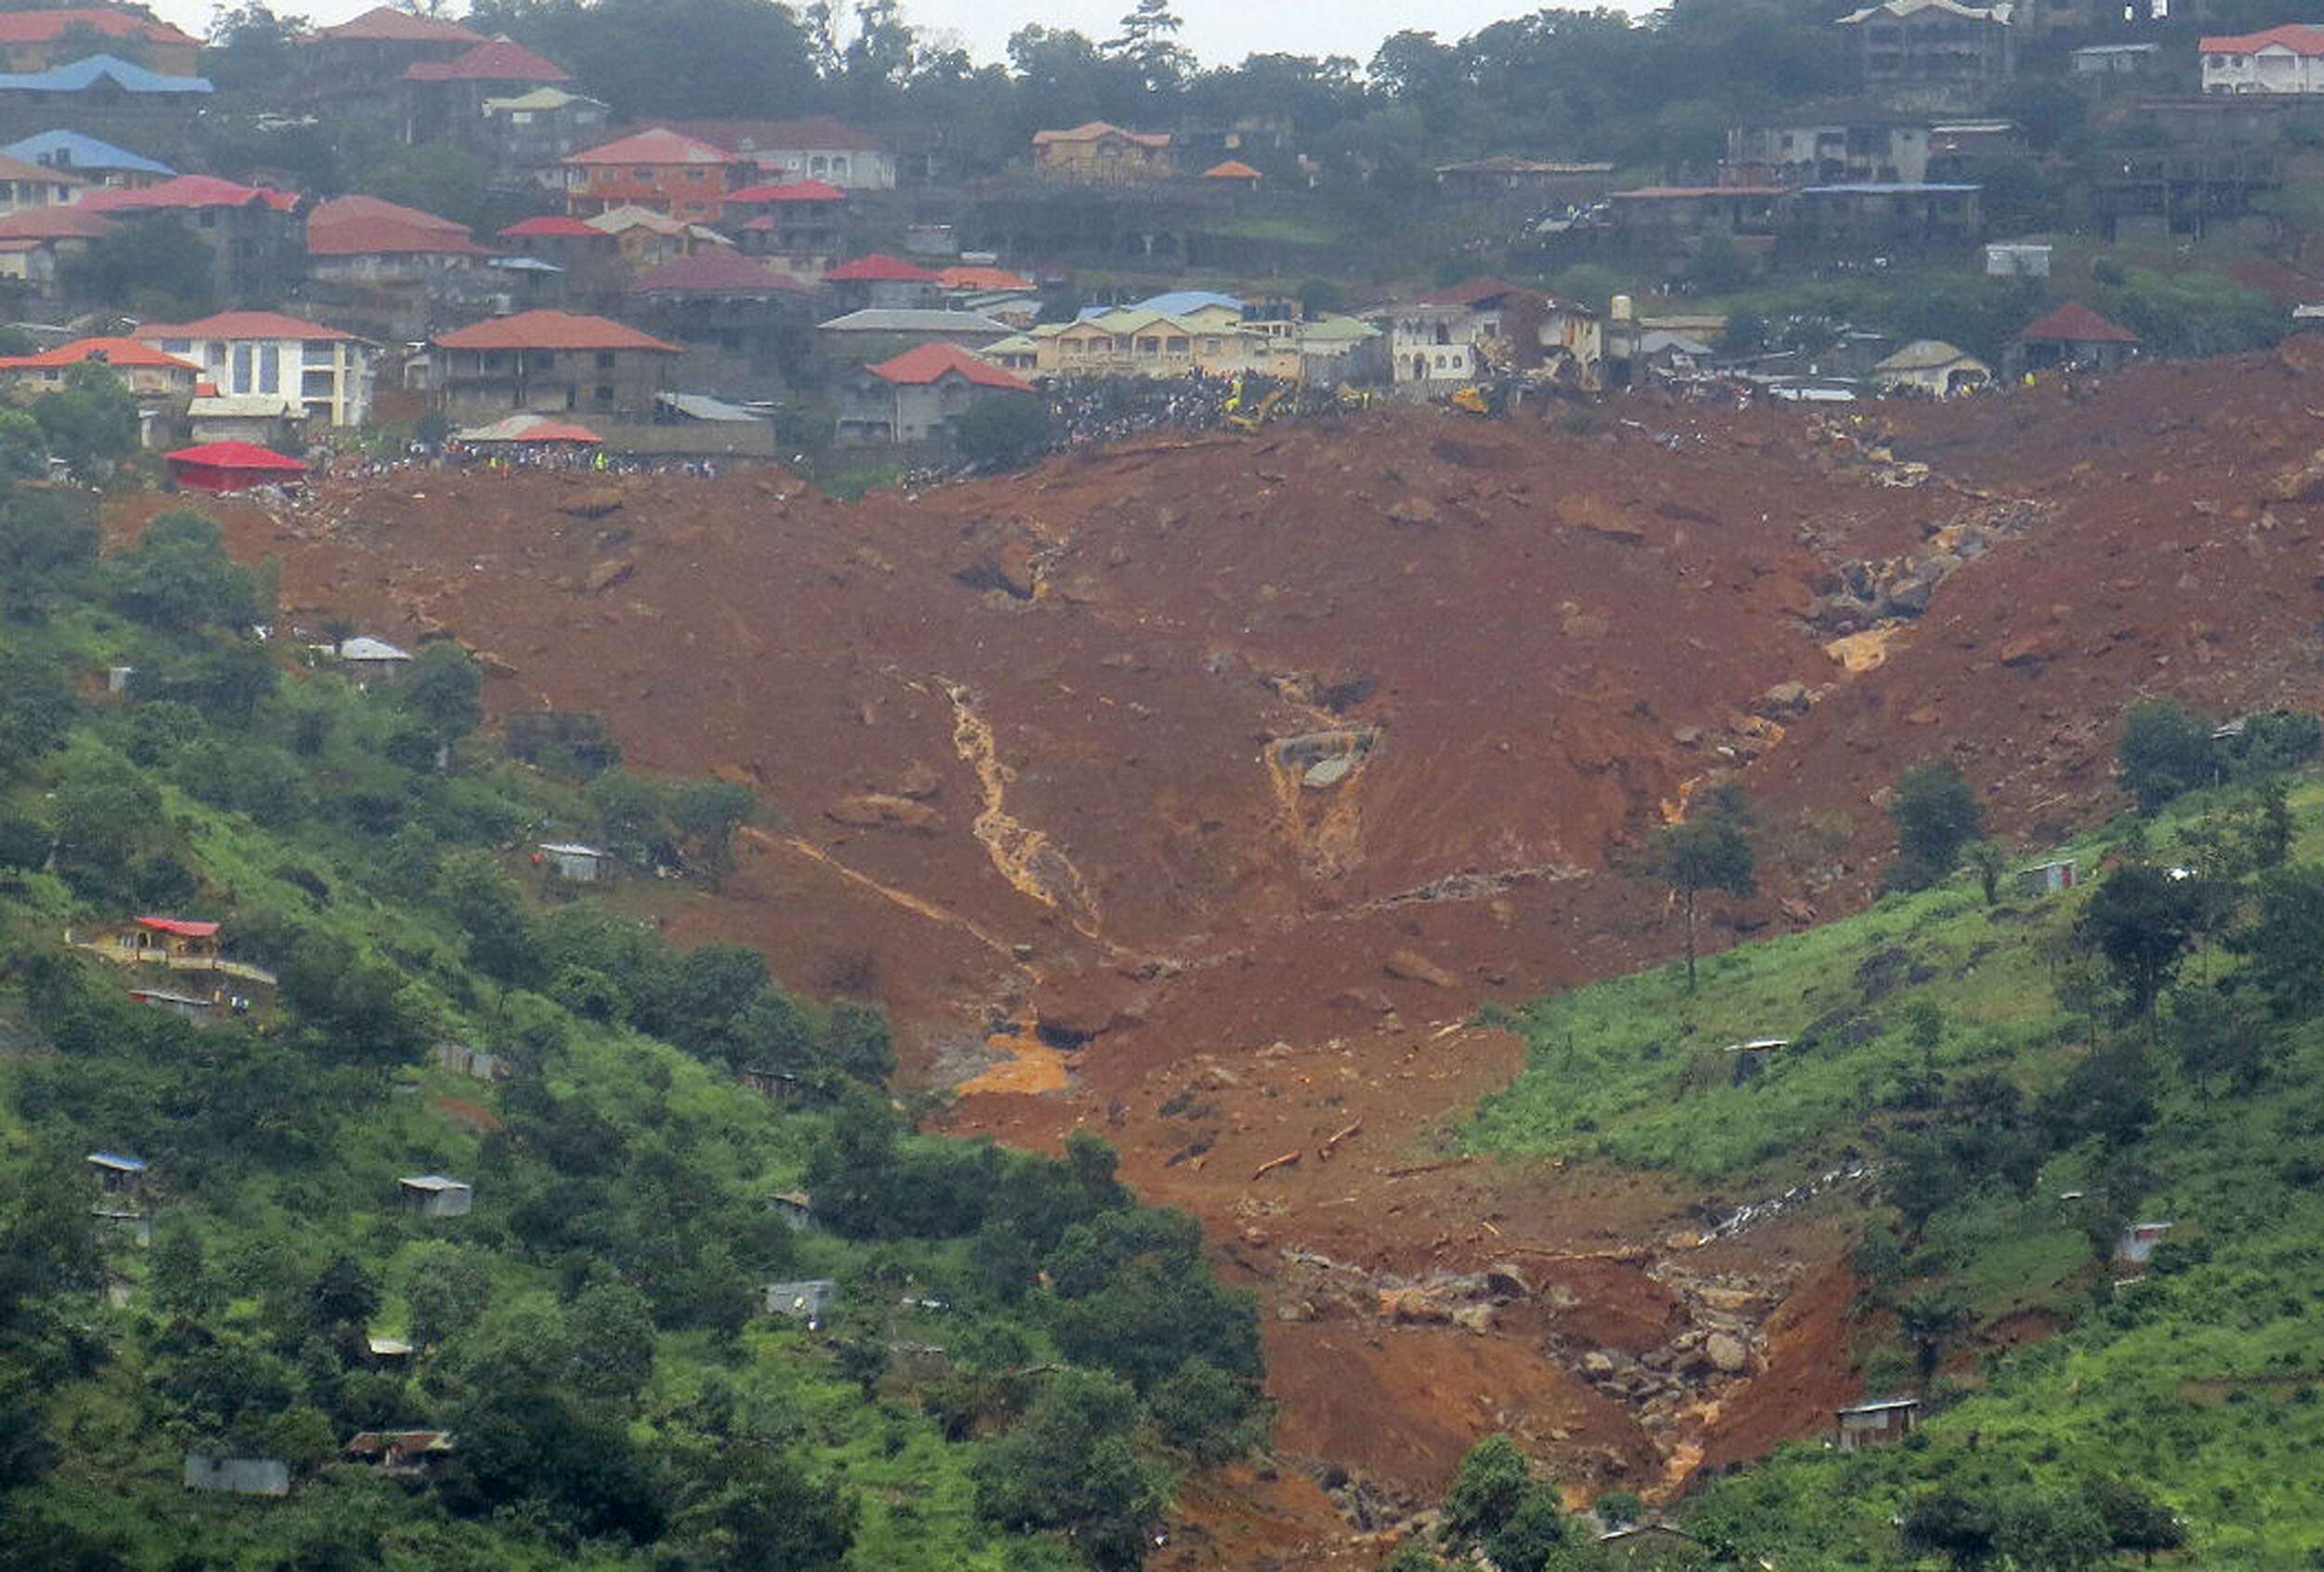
[1383,949,1459,989]
[825,794,944,832]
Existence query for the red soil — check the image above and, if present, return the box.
[130,346,2324,1562]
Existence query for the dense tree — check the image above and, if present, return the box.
[105,512,267,633]
[1486,1488,1571,1572]
[2233,862,2324,1020]
[1901,1488,2001,1572]
[2077,865,2219,1023]
[61,216,215,318]
[1441,1433,1533,1548]
[403,643,482,740]
[675,1445,859,1572]
[0,485,95,620]
[2118,698,2214,813]
[1638,786,1755,990]
[955,393,1057,470]
[1889,760,1982,891]
[972,1368,1166,1572]
[668,777,756,884]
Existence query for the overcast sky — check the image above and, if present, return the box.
[152,0,1604,70]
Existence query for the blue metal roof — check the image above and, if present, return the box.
[2,129,173,176]
[1131,289,1245,315]
[0,56,214,96]
[1798,182,1981,194]
[87,1150,147,1171]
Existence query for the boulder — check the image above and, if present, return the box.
[1483,1263,1532,1300]
[1385,495,1440,526]
[1999,632,2051,668]
[1303,756,1354,789]
[1384,949,1459,989]
[1756,680,1811,718]
[895,761,943,799]
[1704,1332,1750,1374]
[825,795,944,832]
[559,486,625,519]
[1557,494,1645,542]
[583,557,635,594]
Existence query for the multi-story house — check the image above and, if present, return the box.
[563,126,749,224]
[136,310,375,428]
[429,309,681,421]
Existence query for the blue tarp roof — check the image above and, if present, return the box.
[87,1151,147,1171]
[0,55,214,96]
[1131,289,1245,315]
[3,128,173,175]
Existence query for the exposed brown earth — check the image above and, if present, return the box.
[127,342,2324,1564]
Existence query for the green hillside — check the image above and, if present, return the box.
[1453,760,2324,1568]
[0,493,1262,1572]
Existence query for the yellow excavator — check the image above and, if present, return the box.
[1224,378,1294,433]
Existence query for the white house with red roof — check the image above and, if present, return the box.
[429,309,681,420]
[837,341,1036,448]
[2200,24,2324,93]
[134,310,375,428]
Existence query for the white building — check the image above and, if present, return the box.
[135,310,376,428]
[2201,24,2324,94]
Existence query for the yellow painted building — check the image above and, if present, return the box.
[986,309,1302,381]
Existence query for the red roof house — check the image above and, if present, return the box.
[136,917,219,939]
[0,7,202,74]
[165,441,307,492]
[79,176,297,215]
[725,179,844,205]
[2198,23,2324,56]
[2016,301,2141,373]
[840,341,1037,448]
[563,127,746,223]
[500,215,604,239]
[1202,159,1263,188]
[935,264,1036,293]
[867,342,1035,392]
[136,310,358,345]
[308,195,488,262]
[433,310,680,353]
[430,310,682,422]
[403,37,569,83]
[825,253,939,284]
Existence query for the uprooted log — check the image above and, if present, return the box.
[1251,1150,1303,1181]
[1316,1119,1364,1160]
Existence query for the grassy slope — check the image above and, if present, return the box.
[1467,785,2324,1568]
[0,603,1067,1572]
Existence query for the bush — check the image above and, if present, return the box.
[2119,699,2213,813]
[1889,760,1982,892]
[953,394,1055,471]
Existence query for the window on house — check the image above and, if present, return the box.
[197,209,216,228]
[231,342,252,390]
[595,351,615,369]
[257,343,278,395]
[687,167,705,180]
[593,385,614,403]
[634,167,652,180]
[832,156,849,178]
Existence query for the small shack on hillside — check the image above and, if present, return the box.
[86,1150,146,1195]
[165,441,308,493]
[343,1430,452,1476]
[1836,1394,1920,1450]
[2019,857,2077,895]
[536,841,611,882]
[2117,1220,2175,1263]
[397,1174,473,1218]
[766,1278,838,1326]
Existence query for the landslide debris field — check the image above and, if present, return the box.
[150,349,2324,1561]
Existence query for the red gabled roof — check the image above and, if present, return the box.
[433,310,681,352]
[725,179,845,205]
[499,214,604,239]
[310,194,468,234]
[1203,159,1262,179]
[936,265,1036,292]
[2019,300,2140,345]
[80,176,297,214]
[628,252,813,295]
[318,6,484,44]
[164,442,306,471]
[404,37,570,83]
[0,205,116,240]
[308,194,484,257]
[0,7,198,48]
[0,336,199,372]
[2199,23,2324,56]
[827,252,938,283]
[1419,275,1545,309]
[867,342,1034,391]
[135,916,219,937]
[137,310,357,344]
[565,127,736,167]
